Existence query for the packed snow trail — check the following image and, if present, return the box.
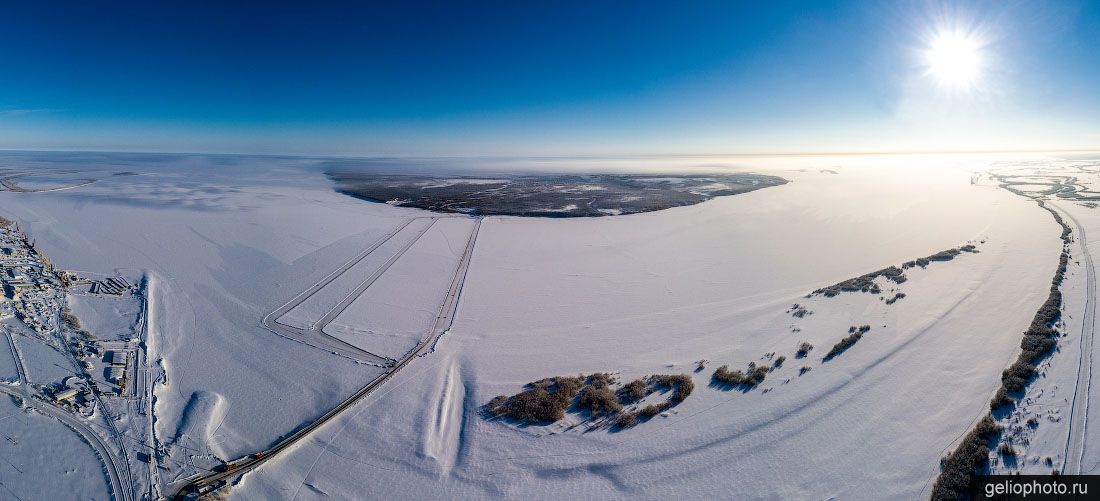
[261,217,434,364]
[1059,204,1096,475]
[171,218,481,499]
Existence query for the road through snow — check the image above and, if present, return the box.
[0,384,130,501]
[1059,204,1096,475]
[170,218,481,499]
[262,217,436,364]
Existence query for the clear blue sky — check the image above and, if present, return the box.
[0,1,1097,156]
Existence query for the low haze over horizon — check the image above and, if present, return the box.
[1,1,1098,156]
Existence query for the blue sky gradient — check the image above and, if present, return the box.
[0,1,1097,155]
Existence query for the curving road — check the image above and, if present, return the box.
[49,315,137,501]
[261,217,440,364]
[0,384,130,501]
[1057,203,1097,474]
[171,217,481,499]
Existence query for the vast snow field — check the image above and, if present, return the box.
[0,152,1080,499]
[0,156,421,490]
[233,162,1061,499]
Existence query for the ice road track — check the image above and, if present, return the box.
[1060,204,1096,475]
[261,217,438,364]
[170,217,481,499]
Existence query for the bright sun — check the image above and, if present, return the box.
[924,30,982,89]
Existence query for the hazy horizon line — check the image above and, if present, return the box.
[0,146,1097,161]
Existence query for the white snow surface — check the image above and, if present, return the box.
[235,164,1061,500]
[12,334,75,385]
[0,159,406,469]
[67,293,143,340]
[0,155,1073,499]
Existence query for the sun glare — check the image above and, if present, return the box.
[924,30,982,89]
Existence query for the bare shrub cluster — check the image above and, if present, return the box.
[651,374,694,403]
[989,387,1014,411]
[486,375,585,423]
[638,402,669,418]
[902,244,980,269]
[577,385,622,418]
[812,242,981,298]
[488,371,696,430]
[931,415,1002,500]
[788,303,813,318]
[712,362,768,388]
[618,378,648,404]
[615,373,695,429]
[615,412,637,428]
[884,292,906,305]
[823,326,870,361]
[587,372,615,389]
[812,266,906,297]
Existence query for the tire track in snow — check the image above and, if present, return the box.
[1057,204,1096,475]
